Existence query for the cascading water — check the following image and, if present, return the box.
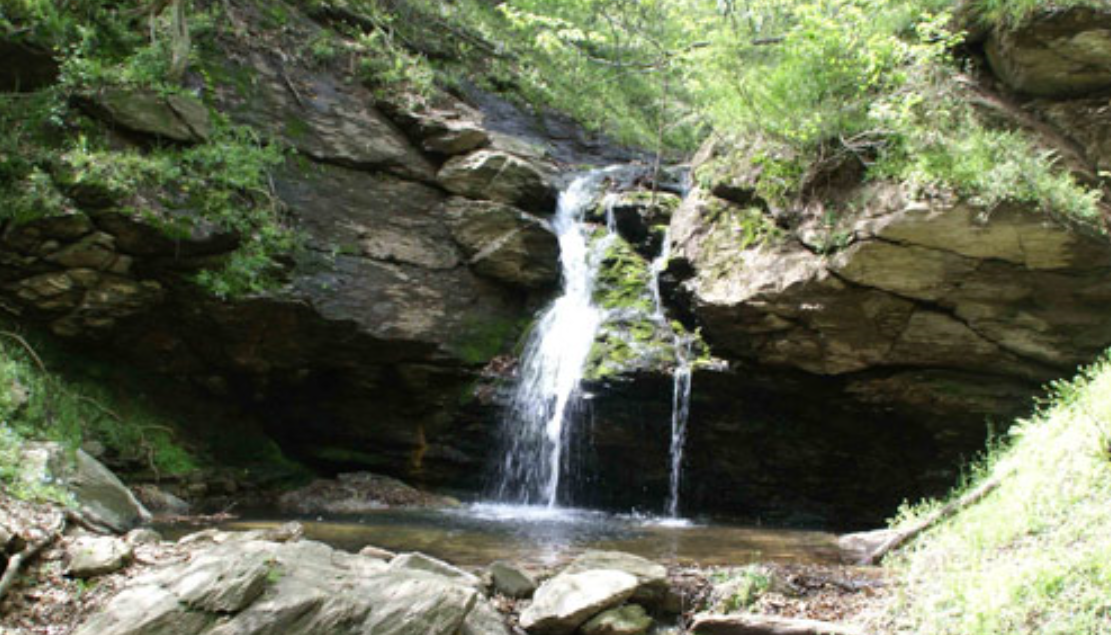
[493,170,618,508]
[649,221,694,519]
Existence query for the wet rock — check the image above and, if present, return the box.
[444,198,560,289]
[489,560,538,598]
[562,551,669,608]
[519,570,640,635]
[985,6,1111,97]
[20,442,151,533]
[277,472,456,514]
[597,191,681,258]
[67,536,134,578]
[85,88,212,143]
[581,605,654,635]
[389,552,483,589]
[438,150,556,213]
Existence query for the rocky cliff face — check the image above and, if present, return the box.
[0,0,639,491]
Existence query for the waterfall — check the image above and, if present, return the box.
[493,170,617,507]
[649,222,694,518]
[492,168,694,517]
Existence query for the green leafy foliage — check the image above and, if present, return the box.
[0,1,295,300]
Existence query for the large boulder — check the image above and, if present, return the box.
[74,533,504,635]
[84,88,212,143]
[67,536,134,578]
[561,551,669,608]
[985,6,1111,97]
[519,570,640,635]
[438,150,556,213]
[444,198,560,289]
[388,552,483,589]
[20,442,151,533]
[671,184,1111,417]
[277,472,456,514]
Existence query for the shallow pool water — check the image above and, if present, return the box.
[168,503,843,568]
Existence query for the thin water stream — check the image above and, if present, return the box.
[649,222,693,519]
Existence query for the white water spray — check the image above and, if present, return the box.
[494,170,618,507]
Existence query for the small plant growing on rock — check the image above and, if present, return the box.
[711,565,773,613]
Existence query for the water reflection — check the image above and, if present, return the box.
[168,504,842,568]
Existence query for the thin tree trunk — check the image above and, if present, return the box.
[168,0,191,83]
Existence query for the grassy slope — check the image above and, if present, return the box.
[880,355,1111,634]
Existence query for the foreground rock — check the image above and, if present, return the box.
[19,442,151,533]
[581,604,653,635]
[489,560,538,598]
[389,552,483,589]
[73,529,506,635]
[520,570,639,635]
[562,551,670,608]
[277,472,458,514]
[66,536,133,578]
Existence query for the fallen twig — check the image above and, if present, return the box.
[691,613,865,635]
[0,512,65,604]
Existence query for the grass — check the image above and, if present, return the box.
[880,352,1111,635]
